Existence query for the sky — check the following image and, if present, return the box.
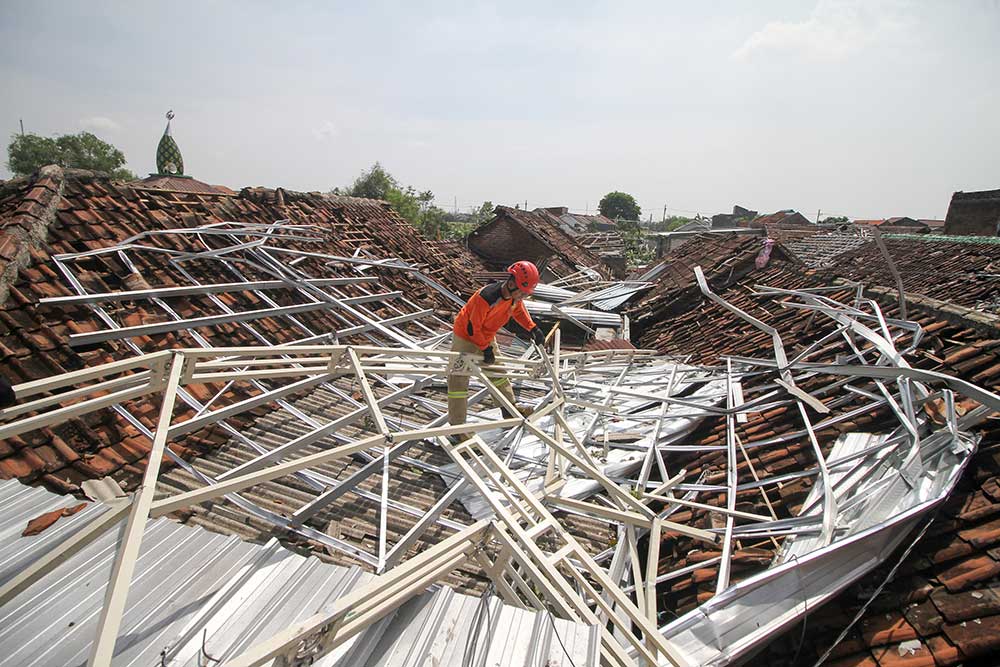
[2,0,998,221]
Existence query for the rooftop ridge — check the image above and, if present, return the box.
[883,233,1000,245]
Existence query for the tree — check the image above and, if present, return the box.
[820,215,849,224]
[468,201,495,227]
[7,131,136,180]
[648,215,693,233]
[333,163,469,240]
[333,162,397,200]
[598,191,641,221]
[615,217,653,266]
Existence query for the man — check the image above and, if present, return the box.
[448,261,546,433]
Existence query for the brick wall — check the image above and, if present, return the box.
[944,189,1000,236]
[466,216,556,272]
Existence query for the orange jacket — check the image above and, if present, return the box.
[454,282,537,350]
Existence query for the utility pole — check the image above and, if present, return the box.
[524,200,528,210]
[817,209,822,224]
[19,119,24,136]
[662,204,667,223]
[453,197,457,215]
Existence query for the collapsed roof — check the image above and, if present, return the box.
[466,205,617,280]
[1,169,1000,666]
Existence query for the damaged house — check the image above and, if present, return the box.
[466,205,622,280]
[0,135,999,667]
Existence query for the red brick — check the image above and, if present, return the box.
[49,435,81,463]
[828,637,868,659]
[0,232,20,260]
[860,613,919,647]
[17,447,47,474]
[119,437,151,459]
[983,476,1000,503]
[958,517,1000,549]
[21,503,85,536]
[32,445,63,472]
[81,453,119,476]
[956,491,1000,523]
[930,586,1000,623]
[940,614,1000,658]
[870,641,935,667]
[691,567,717,583]
[40,473,79,494]
[936,555,1000,592]
[0,456,35,479]
[923,536,973,564]
[904,599,944,636]
[924,636,963,666]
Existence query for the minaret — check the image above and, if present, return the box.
[136,110,231,194]
[155,110,185,176]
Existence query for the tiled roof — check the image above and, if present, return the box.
[826,236,1000,310]
[0,166,484,492]
[751,210,814,227]
[467,206,612,279]
[627,234,777,329]
[632,254,1000,665]
[428,239,493,294]
[782,232,870,268]
[539,208,617,235]
[579,337,635,352]
[576,231,626,255]
[132,174,234,194]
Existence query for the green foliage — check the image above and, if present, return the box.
[647,215,693,233]
[7,131,136,180]
[334,162,397,200]
[615,217,653,266]
[468,201,495,227]
[334,163,468,240]
[598,191,641,221]
[820,215,849,224]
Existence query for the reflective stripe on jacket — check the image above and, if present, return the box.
[453,282,536,350]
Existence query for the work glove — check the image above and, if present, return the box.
[483,346,496,365]
[531,327,546,346]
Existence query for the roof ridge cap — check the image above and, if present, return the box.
[0,165,65,306]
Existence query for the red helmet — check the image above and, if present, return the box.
[507,261,540,294]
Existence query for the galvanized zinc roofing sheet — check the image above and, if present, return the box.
[0,480,598,666]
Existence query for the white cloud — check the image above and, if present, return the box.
[78,116,120,132]
[311,120,339,141]
[734,0,912,61]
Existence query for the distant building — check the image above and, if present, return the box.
[711,205,757,230]
[749,210,813,228]
[853,217,930,234]
[536,207,617,235]
[919,219,945,231]
[466,206,616,280]
[944,189,1000,236]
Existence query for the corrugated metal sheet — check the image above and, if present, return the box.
[0,480,598,666]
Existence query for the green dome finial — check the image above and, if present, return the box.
[156,110,184,176]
